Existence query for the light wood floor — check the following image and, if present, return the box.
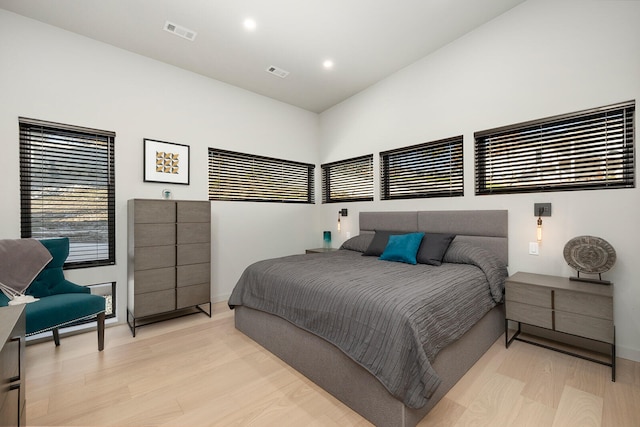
[25,302,640,426]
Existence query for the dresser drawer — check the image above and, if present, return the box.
[177,263,210,287]
[177,223,210,244]
[506,282,552,308]
[134,246,175,271]
[555,311,614,343]
[134,200,175,223]
[134,267,175,294]
[134,224,175,247]
[506,301,553,329]
[177,283,210,309]
[177,243,210,265]
[555,290,613,320]
[134,289,176,317]
[177,201,210,223]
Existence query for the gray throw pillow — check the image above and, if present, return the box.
[340,234,374,253]
[416,233,456,266]
[363,230,408,256]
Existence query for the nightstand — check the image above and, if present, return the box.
[505,271,615,381]
[305,248,339,254]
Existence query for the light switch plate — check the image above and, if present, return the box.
[529,242,539,255]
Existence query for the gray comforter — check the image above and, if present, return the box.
[228,241,508,409]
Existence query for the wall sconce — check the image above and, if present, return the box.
[534,203,551,242]
[337,208,348,232]
[537,214,543,242]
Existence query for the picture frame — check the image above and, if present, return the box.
[143,138,190,185]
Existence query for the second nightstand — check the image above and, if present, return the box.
[505,271,615,381]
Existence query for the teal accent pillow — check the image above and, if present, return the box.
[363,230,408,256]
[379,232,425,265]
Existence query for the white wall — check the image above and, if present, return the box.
[0,9,320,321]
[1,1,638,362]
[319,0,640,361]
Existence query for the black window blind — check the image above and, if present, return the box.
[475,101,635,195]
[321,155,373,203]
[380,136,464,200]
[19,118,116,268]
[208,148,315,203]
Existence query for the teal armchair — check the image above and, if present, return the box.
[0,238,105,350]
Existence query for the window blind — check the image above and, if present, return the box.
[475,101,635,195]
[321,155,373,203]
[19,118,116,268]
[380,136,464,200]
[208,148,315,203]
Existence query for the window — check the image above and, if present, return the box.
[208,148,315,203]
[475,101,635,195]
[380,136,464,200]
[321,155,373,203]
[19,118,115,268]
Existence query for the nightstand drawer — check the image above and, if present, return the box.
[555,311,614,343]
[555,290,613,320]
[506,301,553,329]
[505,282,552,308]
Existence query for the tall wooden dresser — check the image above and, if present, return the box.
[127,199,212,336]
[0,305,26,427]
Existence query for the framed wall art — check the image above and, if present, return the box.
[143,138,190,185]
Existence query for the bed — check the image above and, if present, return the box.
[229,210,508,427]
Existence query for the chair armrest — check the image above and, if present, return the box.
[53,280,91,294]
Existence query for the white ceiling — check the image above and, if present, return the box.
[0,0,525,113]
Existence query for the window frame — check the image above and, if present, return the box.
[208,148,315,203]
[321,154,374,203]
[475,101,635,195]
[380,136,464,200]
[19,117,116,269]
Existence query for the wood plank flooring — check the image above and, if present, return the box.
[25,303,640,426]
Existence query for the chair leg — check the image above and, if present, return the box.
[97,312,105,351]
[53,328,60,346]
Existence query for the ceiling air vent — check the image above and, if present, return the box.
[163,21,197,41]
[266,65,290,79]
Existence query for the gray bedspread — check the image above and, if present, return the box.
[228,241,508,409]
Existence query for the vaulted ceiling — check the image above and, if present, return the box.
[0,0,525,112]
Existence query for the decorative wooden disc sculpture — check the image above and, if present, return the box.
[563,235,616,284]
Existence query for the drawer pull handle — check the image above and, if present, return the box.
[9,383,20,391]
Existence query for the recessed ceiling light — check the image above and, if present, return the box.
[323,60,334,69]
[243,18,257,31]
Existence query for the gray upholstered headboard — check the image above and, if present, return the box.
[359,210,508,265]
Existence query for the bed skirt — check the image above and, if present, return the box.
[234,303,505,427]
